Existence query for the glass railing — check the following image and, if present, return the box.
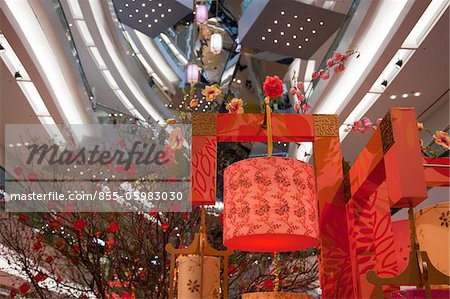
[53,0,96,109]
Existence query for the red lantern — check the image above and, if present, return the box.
[223,157,318,252]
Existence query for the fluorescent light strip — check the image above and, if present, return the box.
[136,31,180,82]
[4,0,86,125]
[402,0,450,48]
[89,0,164,123]
[313,0,410,114]
[66,0,84,19]
[76,20,95,46]
[339,92,380,140]
[102,69,120,90]
[114,89,135,109]
[0,35,64,143]
[369,49,415,93]
[88,46,107,69]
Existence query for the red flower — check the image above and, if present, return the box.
[302,103,312,112]
[34,272,46,283]
[160,222,169,232]
[106,236,115,249]
[321,71,330,80]
[149,209,159,218]
[107,221,119,233]
[73,217,86,232]
[9,288,17,298]
[33,240,43,251]
[19,282,30,294]
[334,63,345,73]
[263,76,284,99]
[121,293,132,299]
[116,165,124,174]
[28,172,38,181]
[311,71,319,80]
[296,81,304,90]
[46,256,54,264]
[263,278,274,290]
[327,58,334,67]
[14,167,23,176]
[295,91,305,102]
[19,214,29,223]
[294,102,301,113]
[333,50,344,62]
[289,87,296,95]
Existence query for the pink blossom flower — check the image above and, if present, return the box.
[311,71,319,80]
[321,72,330,80]
[295,91,305,102]
[334,63,345,73]
[333,50,343,62]
[296,81,304,90]
[302,103,312,112]
[318,69,325,76]
[294,102,301,113]
[327,58,334,67]
[289,87,297,95]
[361,117,372,127]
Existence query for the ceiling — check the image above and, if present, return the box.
[0,0,448,166]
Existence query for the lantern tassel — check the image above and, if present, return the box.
[264,96,273,157]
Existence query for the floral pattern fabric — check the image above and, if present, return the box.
[223,157,319,251]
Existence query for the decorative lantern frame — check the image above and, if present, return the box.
[189,108,450,298]
[190,112,354,296]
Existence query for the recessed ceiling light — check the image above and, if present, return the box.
[158,3,162,7]
[161,13,165,17]
[307,17,311,22]
[402,93,408,98]
[414,92,421,96]
[125,3,129,7]
[135,9,139,12]
[280,32,285,35]
[168,8,172,12]
[281,11,285,15]
[319,21,324,25]
[154,19,158,22]
[305,37,309,41]
[119,9,122,12]
[142,3,145,7]
[138,19,142,23]
[152,8,155,12]
[286,42,290,46]
[274,39,278,43]
[148,24,152,28]
[299,26,304,30]
[294,14,298,19]
[312,30,316,34]
[390,95,397,99]
[145,14,148,17]
[267,28,272,32]
[293,34,297,39]
[287,23,291,27]
[261,36,266,40]
[237,79,242,84]
[129,14,133,18]
[298,45,302,49]
[274,20,278,24]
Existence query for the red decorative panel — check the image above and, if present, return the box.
[216,113,314,142]
[423,157,450,187]
[191,136,217,206]
[313,136,355,298]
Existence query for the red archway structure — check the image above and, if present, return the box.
[190,112,354,298]
[346,107,450,298]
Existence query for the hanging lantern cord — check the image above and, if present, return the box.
[261,96,273,157]
[273,252,280,292]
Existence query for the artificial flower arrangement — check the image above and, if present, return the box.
[345,117,449,156]
[289,49,359,113]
